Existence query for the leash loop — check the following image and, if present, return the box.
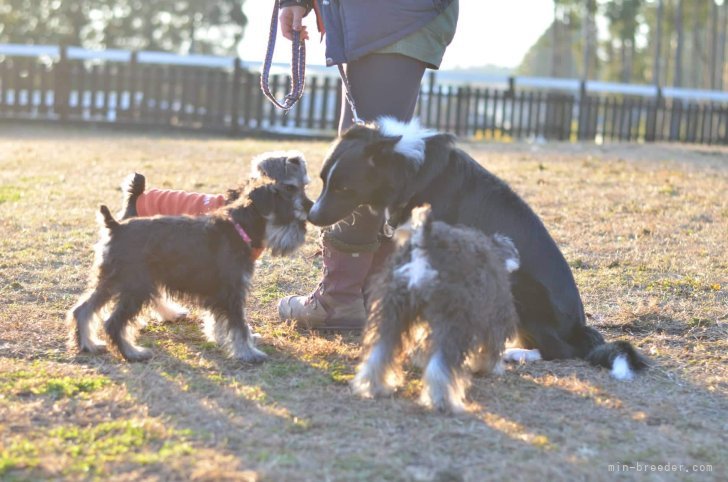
[261,0,306,112]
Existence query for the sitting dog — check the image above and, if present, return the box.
[308,118,647,380]
[352,205,520,412]
[67,158,312,363]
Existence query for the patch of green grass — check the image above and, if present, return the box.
[0,368,109,400]
[0,185,23,204]
[285,416,313,433]
[256,281,287,305]
[46,420,193,476]
[1,420,188,477]
[261,360,307,379]
[646,275,717,297]
[0,439,40,476]
[237,384,268,403]
[308,358,354,385]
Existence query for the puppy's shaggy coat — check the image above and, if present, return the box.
[67,160,311,363]
[352,205,520,412]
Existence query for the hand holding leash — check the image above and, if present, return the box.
[261,1,306,111]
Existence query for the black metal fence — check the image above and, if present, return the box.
[1,44,727,145]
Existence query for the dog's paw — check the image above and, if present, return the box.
[237,346,268,364]
[502,348,542,364]
[79,342,108,355]
[350,371,396,398]
[122,347,153,362]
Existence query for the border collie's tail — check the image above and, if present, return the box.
[98,205,120,230]
[582,327,648,380]
[118,172,145,219]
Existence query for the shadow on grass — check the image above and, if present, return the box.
[2,312,725,481]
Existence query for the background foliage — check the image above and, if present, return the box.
[0,0,247,55]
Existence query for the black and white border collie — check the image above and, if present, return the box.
[308,117,647,380]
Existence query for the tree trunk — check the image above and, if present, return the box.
[720,3,727,90]
[691,4,702,88]
[674,0,684,87]
[711,0,719,89]
[654,0,664,86]
[551,3,560,77]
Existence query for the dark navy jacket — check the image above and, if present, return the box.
[280,0,454,65]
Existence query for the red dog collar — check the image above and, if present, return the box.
[231,218,264,261]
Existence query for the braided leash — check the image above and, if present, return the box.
[262,0,364,125]
[261,0,306,111]
[337,64,364,125]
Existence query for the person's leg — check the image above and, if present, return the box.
[279,53,426,330]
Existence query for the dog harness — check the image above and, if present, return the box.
[135,189,264,261]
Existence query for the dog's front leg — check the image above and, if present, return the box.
[210,293,267,364]
[104,294,151,362]
[67,286,113,354]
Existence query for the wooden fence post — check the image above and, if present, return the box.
[54,45,71,122]
[646,86,662,142]
[577,80,588,140]
[230,57,242,135]
[127,50,138,121]
[425,71,435,128]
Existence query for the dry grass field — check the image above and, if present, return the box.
[0,124,726,481]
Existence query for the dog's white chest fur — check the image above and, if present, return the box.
[395,247,438,289]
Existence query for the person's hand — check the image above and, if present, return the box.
[279,6,309,41]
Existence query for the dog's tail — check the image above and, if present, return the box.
[98,205,120,231]
[582,327,648,380]
[118,172,145,219]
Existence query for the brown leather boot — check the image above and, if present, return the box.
[278,235,376,331]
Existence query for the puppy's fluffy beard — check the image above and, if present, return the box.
[265,220,307,257]
[264,194,309,256]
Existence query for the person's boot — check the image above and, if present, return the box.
[362,236,397,306]
[278,234,376,331]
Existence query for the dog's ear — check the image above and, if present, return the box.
[249,185,276,218]
[365,135,402,166]
[286,155,310,184]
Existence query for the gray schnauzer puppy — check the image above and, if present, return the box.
[67,156,312,363]
[352,205,520,412]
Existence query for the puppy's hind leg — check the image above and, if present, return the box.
[351,286,416,398]
[420,313,473,413]
[67,284,113,354]
[104,292,151,362]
